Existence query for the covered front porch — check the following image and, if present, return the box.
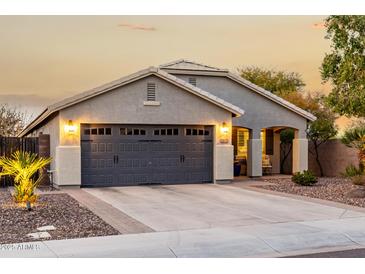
[232,126,308,177]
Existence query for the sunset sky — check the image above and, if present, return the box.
[0,15,349,128]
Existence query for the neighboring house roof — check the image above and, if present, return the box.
[160,60,316,122]
[159,59,228,72]
[19,66,244,137]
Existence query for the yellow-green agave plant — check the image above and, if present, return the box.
[0,151,52,204]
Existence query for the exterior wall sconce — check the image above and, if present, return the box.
[220,122,229,144]
[64,120,77,134]
[221,122,229,135]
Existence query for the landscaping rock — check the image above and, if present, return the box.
[37,225,56,231]
[258,177,365,208]
[27,232,52,239]
[347,188,365,198]
[0,190,120,244]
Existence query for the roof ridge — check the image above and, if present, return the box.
[159,59,227,71]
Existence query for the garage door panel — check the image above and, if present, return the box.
[81,124,213,186]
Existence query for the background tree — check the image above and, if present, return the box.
[0,104,29,136]
[321,15,365,117]
[239,67,305,97]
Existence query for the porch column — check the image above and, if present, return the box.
[292,129,308,173]
[272,131,281,174]
[247,128,262,177]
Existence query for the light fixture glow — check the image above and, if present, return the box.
[64,120,77,134]
[221,122,229,134]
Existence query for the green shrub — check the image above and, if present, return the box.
[351,175,365,186]
[291,170,318,186]
[341,164,364,178]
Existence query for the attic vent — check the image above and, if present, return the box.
[188,77,197,86]
[147,82,156,101]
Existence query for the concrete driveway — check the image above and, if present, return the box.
[84,183,365,232]
[3,183,365,258]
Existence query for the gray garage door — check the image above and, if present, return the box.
[81,124,213,187]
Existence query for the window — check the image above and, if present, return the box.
[121,127,147,136]
[185,128,210,136]
[188,77,197,86]
[236,128,249,158]
[147,82,156,101]
[85,127,112,135]
[153,128,179,136]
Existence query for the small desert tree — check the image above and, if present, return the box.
[306,95,338,176]
[0,104,29,136]
[280,128,294,173]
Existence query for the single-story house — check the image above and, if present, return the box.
[20,59,316,187]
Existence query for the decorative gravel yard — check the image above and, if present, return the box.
[257,177,365,208]
[0,189,120,244]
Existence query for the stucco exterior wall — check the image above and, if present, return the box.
[55,75,233,185]
[174,75,308,133]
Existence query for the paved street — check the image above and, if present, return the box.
[286,248,365,258]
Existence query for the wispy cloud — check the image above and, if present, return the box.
[118,23,156,31]
[312,22,326,29]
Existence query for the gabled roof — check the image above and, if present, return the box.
[19,67,244,137]
[161,59,316,122]
[159,59,228,72]
[226,72,316,121]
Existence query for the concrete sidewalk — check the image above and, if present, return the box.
[2,215,365,258]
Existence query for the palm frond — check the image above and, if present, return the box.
[0,151,52,204]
